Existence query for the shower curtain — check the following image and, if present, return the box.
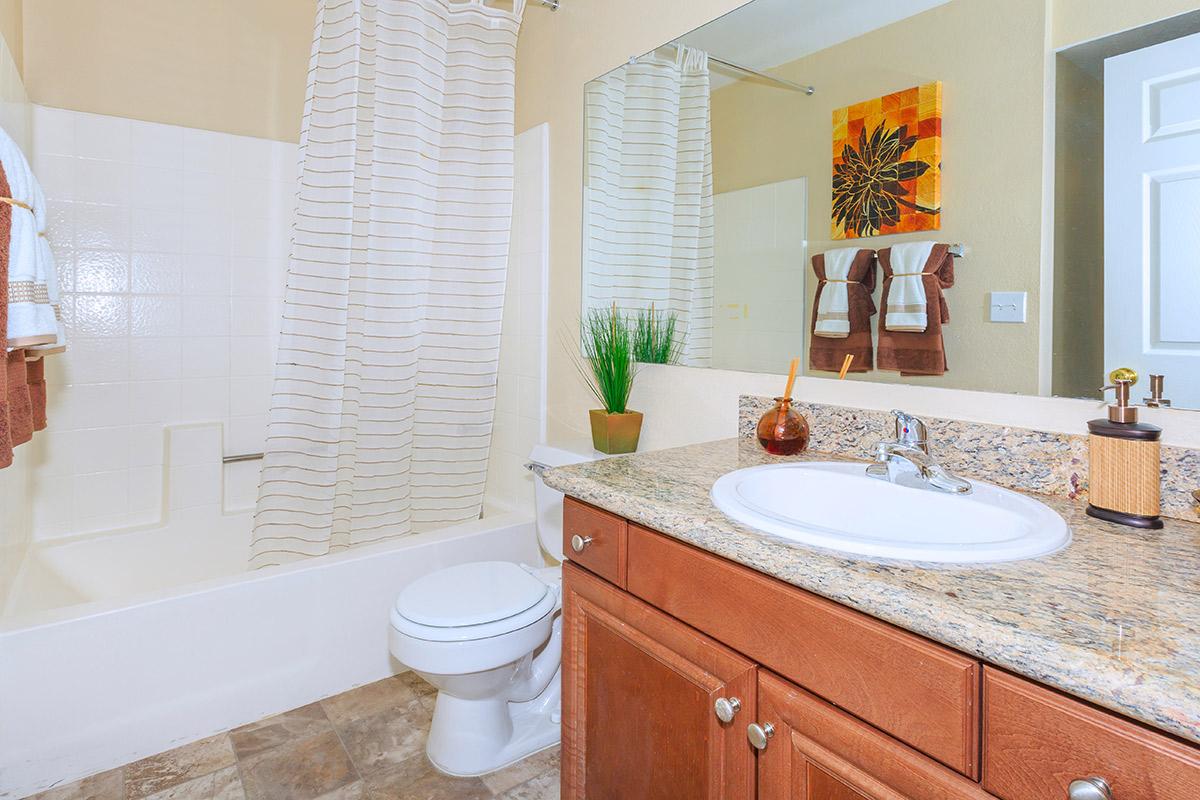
[250,0,523,568]
[584,45,714,367]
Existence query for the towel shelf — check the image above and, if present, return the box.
[223,452,264,464]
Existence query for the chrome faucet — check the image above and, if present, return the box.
[866,410,972,494]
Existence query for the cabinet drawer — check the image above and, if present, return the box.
[983,668,1200,800]
[759,670,994,800]
[626,525,980,778]
[563,497,627,588]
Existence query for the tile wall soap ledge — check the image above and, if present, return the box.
[541,437,1200,746]
[739,395,1200,523]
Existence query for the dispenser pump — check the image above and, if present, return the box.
[1100,367,1139,424]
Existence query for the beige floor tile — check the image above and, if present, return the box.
[27,768,125,800]
[138,766,244,800]
[335,697,432,777]
[480,747,560,796]
[495,770,560,800]
[125,735,237,799]
[313,782,364,800]
[361,755,490,800]
[229,703,332,760]
[321,673,434,729]
[239,731,358,800]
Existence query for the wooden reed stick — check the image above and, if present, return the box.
[783,357,799,399]
[838,354,855,380]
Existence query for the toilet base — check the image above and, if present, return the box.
[426,670,561,777]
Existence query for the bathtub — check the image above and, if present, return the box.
[0,503,540,799]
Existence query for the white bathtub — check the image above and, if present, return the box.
[0,506,540,799]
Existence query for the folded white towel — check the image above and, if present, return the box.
[814,247,862,338]
[29,176,66,354]
[884,241,936,332]
[0,126,56,348]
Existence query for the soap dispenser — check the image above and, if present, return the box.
[1086,368,1163,529]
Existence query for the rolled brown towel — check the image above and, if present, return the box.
[876,243,954,376]
[26,354,45,431]
[809,248,876,373]
[7,349,31,446]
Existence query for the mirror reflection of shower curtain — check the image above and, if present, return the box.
[584,46,714,366]
[249,0,524,569]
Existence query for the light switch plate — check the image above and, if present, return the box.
[990,291,1027,323]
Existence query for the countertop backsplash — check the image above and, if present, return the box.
[738,395,1200,523]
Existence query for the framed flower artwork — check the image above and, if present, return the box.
[831,81,942,239]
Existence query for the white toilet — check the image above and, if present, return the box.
[388,443,597,776]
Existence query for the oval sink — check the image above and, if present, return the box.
[711,462,1070,564]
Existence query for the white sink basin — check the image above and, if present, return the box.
[710,462,1070,564]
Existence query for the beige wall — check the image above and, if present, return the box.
[0,0,19,75]
[1053,0,1200,48]
[21,0,314,142]
[709,0,1047,394]
[517,0,1200,448]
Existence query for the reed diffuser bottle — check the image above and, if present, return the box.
[756,358,810,455]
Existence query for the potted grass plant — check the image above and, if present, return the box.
[632,304,682,365]
[577,305,643,454]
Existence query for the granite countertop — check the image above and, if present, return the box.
[543,437,1200,745]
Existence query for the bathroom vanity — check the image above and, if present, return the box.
[548,439,1200,800]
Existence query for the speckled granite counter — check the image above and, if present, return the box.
[543,438,1200,745]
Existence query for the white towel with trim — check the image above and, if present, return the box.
[814,247,860,338]
[28,176,66,353]
[885,241,936,332]
[0,126,56,348]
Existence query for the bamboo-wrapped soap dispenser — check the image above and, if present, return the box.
[1086,368,1163,529]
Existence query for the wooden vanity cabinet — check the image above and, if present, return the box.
[562,562,758,800]
[561,499,1200,799]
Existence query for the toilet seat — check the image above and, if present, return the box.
[393,561,558,643]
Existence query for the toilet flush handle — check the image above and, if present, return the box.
[570,534,593,553]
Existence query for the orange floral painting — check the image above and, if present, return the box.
[831,81,942,240]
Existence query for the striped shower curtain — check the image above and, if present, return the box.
[583,46,714,366]
[250,0,522,568]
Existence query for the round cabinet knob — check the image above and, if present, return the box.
[746,722,774,751]
[570,534,593,553]
[713,697,741,724]
[1069,777,1113,800]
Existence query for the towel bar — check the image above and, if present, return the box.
[223,452,264,464]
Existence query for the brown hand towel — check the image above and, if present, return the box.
[0,159,12,467]
[7,349,31,446]
[809,248,876,373]
[876,243,954,376]
[26,354,45,431]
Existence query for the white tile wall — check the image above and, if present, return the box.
[28,106,297,539]
[711,178,808,375]
[484,124,549,513]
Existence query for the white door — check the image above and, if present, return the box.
[1105,31,1200,407]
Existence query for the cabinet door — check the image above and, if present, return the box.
[757,671,995,800]
[562,562,757,800]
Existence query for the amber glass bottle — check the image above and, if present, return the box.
[756,397,810,455]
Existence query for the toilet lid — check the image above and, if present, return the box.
[396,561,550,628]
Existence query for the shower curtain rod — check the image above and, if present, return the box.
[705,54,815,95]
[640,45,814,95]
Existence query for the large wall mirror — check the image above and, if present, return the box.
[581,0,1200,410]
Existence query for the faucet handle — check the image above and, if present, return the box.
[890,410,928,449]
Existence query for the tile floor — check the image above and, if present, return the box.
[28,673,560,800]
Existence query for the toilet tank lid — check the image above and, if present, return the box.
[529,442,598,469]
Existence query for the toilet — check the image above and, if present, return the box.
[388,442,597,776]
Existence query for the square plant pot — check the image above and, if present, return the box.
[589,409,643,454]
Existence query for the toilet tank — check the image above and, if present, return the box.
[528,443,599,561]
